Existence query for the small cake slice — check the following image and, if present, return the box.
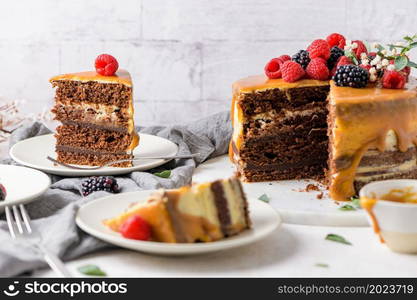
[50,68,139,167]
[104,177,251,243]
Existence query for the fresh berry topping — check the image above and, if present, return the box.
[327,46,344,70]
[281,61,305,82]
[352,40,368,59]
[382,70,406,89]
[307,39,331,60]
[291,50,311,69]
[333,65,369,88]
[306,58,330,80]
[264,58,284,79]
[326,33,346,49]
[81,176,119,196]
[120,215,151,241]
[278,55,291,62]
[359,64,371,72]
[330,56,353,76]
[95,54,119,76]
[0,184,6,201]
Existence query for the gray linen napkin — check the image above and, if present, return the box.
[0,111,231,277]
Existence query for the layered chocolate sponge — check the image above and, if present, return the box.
[230,75,417,201]
[50,70,139,167]
[104,177,250,243]
[230,75,330,182]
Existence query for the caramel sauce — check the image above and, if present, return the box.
[329,79,417,201]
[360,196,384,243]
[50,69,132,87]
[381,187,417,203]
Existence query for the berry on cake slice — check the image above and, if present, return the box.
[330,56,353,77]
[120,215,151,241]
[326,33,346,49]
[307,39,331,60]
[333,65,369,88]
[292,50,311,69]
[278,55,291,62]
[281,61,305,82]
[327,46,344,70]
[81,176,119,196]
[352,40,368,59]
[264,58,284,79]
[306,58,330,80]
[0,183,6,201]
[382,70,406,89]
[95,54,119,76]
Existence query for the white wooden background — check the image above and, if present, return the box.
[0,0,416,126]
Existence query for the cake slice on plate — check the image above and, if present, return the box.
[50,55,139,167]
[104,177,251,243]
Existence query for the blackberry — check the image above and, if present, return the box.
[332,65,369,88]
[81,176,119,196]
[327,46,344,69]
[292,50,310,69]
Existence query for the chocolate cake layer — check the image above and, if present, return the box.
[238,85,329,117]
[55,124,133,152]
[56,149,132,167]
[51,81,132,108]
[52,101,131,128]
[210,180,232,236]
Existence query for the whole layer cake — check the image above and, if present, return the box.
[105,177,250,243]
[50,70,139,167]
[230,76,417,201]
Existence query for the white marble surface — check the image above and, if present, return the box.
[33,155,417,277]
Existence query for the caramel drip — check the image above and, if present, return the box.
[360,196,385,243]
[49,69,132,87]
[329,79,417,201]
[381,187,417,203]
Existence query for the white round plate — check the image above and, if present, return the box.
[9,133,178,176]
[0,164,50,211]
[193,155,368,227]
[76,190,281,255]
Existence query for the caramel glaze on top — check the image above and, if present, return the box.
[229,75,329,161]
[49,69,132,87]
[329,78,417,201]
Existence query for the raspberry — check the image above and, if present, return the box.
[278,55,291,62]
[120,215,151,241]
[359,64,371,72]
[306,58,330,80]
[281,61,305,82]
[326,33,346,49]
[389,59,411,82]
[95,54,119,76]
[382,70,406,89]
[264,58,284,79]
[0,183,6,201]
[352,40,368,59]
[307,39,331,60]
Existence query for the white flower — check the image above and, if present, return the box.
[387,64,395,71]
[371,42,380,49]
[391,48,397,55]
[369,67,377,74]
[370,74,378,82]
[381,59,389,66]
[395,41,405,47]
[345,40,352,46]
[360,53,368,59]
[351,42,358,49]
[381,49,388,55]
[344,45,351,51]
[361,59,369,66]
[376,63,383,69]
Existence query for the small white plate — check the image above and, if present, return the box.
[76,190,281,255]
[9,133,178,176]
[0,164,50,211]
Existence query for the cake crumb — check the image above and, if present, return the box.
[316,192,324,199]
[305,183,320,192]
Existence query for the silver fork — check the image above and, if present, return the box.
[46,153,200,170]
[5,204,72,277]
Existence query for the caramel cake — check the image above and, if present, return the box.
[104,177,250,243]
[230,33,417,201]
[229,76,330,182]
[50,69,139,167]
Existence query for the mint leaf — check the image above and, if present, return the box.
[350,196,361,208]
[78,264,106,276]
[154,170,171,178]
[325,233,352,245]
[339,204,356,211]
[395,55,408,71]
[315,263,329,268]
[258,193,270,203]
[408,61,417,68]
